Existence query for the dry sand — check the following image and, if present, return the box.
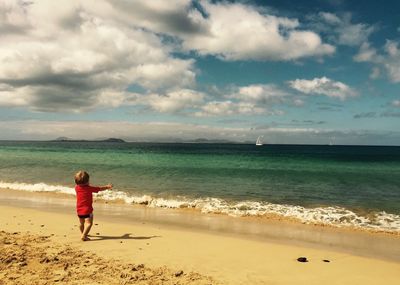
[1,197,400,284]
[0,231,214,285]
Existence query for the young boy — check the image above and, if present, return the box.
[74,170,113,241]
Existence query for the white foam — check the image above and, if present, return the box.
[1,181,399,233]
[0,181,75,195]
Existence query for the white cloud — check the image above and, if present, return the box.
[0,0,196,112]
[370,67,380,79]
[193,84,288,117]
[382,41,400,82]
[288,77,357,100]
[195,101,269,117]
[231,84,289,104]
[178,1,334,61]
[0,0,337,113]
[293,98,305,106]
[355,40,400,83]
[0,0,31,34]
[0,84,30,107]
[316,12,375,46]
[142,89,205,113]
[393,100,400,107]
[105,0,335,61]
[353,42,378,62]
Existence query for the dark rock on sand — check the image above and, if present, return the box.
[175,270,184,277]
[297,257,308,262]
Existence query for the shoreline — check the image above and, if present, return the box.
[1,200,400,284]
[1,188,400,263]
[1,183,399,236]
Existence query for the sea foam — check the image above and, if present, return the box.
[1,181,399,233]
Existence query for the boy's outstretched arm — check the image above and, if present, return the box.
[98,184,113,191]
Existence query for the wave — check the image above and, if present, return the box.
[1,181,399,233]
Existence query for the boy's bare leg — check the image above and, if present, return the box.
[79,218,85,234]
[81,214,93,241]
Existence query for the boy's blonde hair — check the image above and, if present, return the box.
[74,170,89,185]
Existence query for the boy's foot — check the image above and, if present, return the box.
[81,236,91,241]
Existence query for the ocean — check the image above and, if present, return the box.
[0,141,399,232]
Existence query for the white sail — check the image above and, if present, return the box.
[256,136,263,146]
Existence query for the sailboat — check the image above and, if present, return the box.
[256,136,263,146]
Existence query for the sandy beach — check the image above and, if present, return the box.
[1,189,400,285]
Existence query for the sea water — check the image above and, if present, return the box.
[0,141,399,232]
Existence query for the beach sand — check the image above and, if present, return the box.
[1,190,400,285]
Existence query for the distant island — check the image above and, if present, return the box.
[49,137,253,144]
[189,138,237,144]
[52,137,126,143]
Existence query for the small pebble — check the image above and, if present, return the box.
[323,259,330,263]
[297,257,308,263]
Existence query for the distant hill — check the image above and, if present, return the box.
[190,138,237,144]
[102,138,125,143]
[55,137,71,141]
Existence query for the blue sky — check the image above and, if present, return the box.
[0,0,399,144]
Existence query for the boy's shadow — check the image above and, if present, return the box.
[88,233,161,241]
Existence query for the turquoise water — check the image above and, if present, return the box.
[0,141,399,215]
[0,142,400,214]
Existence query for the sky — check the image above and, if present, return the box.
[0,0,399,144]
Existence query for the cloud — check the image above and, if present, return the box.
[288,77,357,100]
[100,0,208,37]
[230,84,289,103]
[313,12,375,46]
[135,89,205,113]
[193,84,288,117]
[393,100,400,107]
[380,111,400,118]
[354,41,400,83]
[195,101,270,117]
[353,112,377,119]
[267,120,326,126]
[0,0,335,113]
[293,98,305,106]
[0,0,196,112]
[108,0,334,61]
[354,42,378,62]
[177,1,334,61]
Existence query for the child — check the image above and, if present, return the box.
[74,170,113,241]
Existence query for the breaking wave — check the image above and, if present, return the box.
[1,181,399,233]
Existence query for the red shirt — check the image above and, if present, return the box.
[75,184,101,215]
